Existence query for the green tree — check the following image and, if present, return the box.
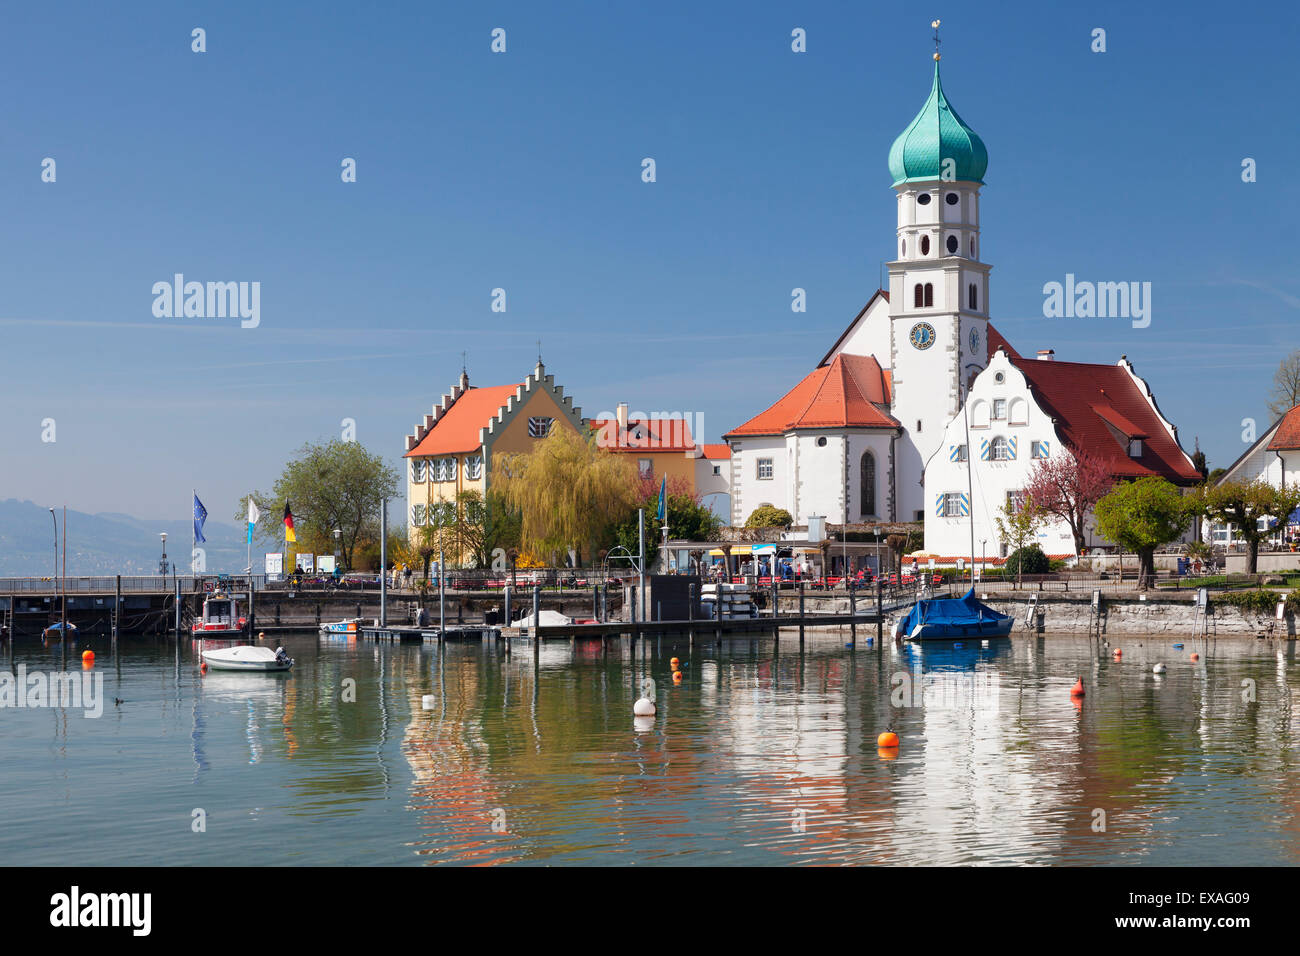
[1198,478,1300,575]
[611,476,721,568]
[995,491,1045,589]
[240,439,399,571]
[745,504,793,529]
[1093,477,1192,589]
[492,425,638,565]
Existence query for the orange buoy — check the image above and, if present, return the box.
[1070,678,1086,697]
[1113,648,1122,658]
[81,649,94,663]
[1190,652,1200,662]
[200,660,208,674]
[672,671,683,684]
[877,731,900,748]
[670,657,679,667]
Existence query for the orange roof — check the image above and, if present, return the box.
[404,384,521,457]
[589,417,696,453]
[725,353,899,438]
[701,443,731,459]
[1268,406,1300,451]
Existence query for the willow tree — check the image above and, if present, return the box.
[492,426,637,565]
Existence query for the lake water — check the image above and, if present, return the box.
[1,629,1297,866]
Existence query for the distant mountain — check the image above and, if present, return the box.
[0,498,252,576]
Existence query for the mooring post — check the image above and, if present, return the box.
[876,577,883,644]
[849,577,856,647]
[249,575,256,637]
[114,574,121,644]
[790,582,800,650]
[688,583,695,648]
[714,583,722,643]
[532,585,540,661]
[504,584,512,627]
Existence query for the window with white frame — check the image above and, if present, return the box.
[465,455,483,480]
[953,444,968,462]
[1006,489,1026,514]
[712,465,721,476]
[942,493,964,517]
[992,398,1007,420]
[411,459,426,483]
[411,503,426,526]
[757,458,774,480]
[438,457,457,482]
[528,417,554,438]
[1031,440,1049,459]
[990,436,1010,461]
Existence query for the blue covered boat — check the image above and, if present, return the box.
[892,588,1013,641]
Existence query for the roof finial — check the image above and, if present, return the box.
[931,18,941,61]
[461,350,468,375]
[537,338,543,365]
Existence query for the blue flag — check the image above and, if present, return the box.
[193,494,208,544]
[657,476,667,523]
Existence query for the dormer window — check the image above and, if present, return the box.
[1129,439,1143,457]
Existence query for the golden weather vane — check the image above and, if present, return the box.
[932,18,942,61]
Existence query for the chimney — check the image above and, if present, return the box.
[1036,349,1055,361]
[616,402,628,432]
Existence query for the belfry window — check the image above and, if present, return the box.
[914,284,924,308]
[946,235,958,254]
[969,284,978,310]
[917,193,932,206]
[920,235,931,256]
[924,283,934,307]
[946,192,959,206]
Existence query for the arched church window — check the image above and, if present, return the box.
[914,284,924,308]
[969,284,978,310]
[917,193,931,206]
[946,235,958,254]
[860,451,876,518]
[924,284,934,307]
[920,235,931,256]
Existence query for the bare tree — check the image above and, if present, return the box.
[1268,349,1300,419]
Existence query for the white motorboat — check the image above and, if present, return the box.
[201,645,293,672]
[319,618,362,636]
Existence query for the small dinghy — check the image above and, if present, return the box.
[201,645,293,672]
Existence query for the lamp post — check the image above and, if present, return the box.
[333,528,342,574]
[49,508,57,600]
[159,532,168,577]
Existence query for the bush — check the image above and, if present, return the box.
[745,505,793,529]
[1004,544,1049,576]
[1214,589,1298,614]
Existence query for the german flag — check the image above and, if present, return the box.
[283,503,296,544]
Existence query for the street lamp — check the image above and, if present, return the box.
[159,532,168,576]
[333,528,342,574]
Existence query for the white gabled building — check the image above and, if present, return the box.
[925,343,1202,563]
[1205,405,1300,547]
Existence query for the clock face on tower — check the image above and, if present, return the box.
[909,322,936,350]
[969,327,980,353]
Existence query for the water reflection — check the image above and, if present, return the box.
[2,630,1300,865]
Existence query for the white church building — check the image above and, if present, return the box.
[724,53,1200,562]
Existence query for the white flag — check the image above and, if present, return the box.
[248,499,261,524]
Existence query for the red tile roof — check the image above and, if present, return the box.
[1013,358,1200,482]
[1267,406,1300,450]
[725,353,899,438]
[590,417,696,453]
[404,384,521,457]
[700,443,731,459]
[986,323,1020,361]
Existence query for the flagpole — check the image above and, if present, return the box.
[191,487,195,582]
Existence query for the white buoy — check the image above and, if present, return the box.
[1153,663,1166,674]
[421,695,437,709]
[633,697,656,716]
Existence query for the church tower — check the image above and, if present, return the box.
[886,34,991,521]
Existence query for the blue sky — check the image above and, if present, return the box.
[0,0,1295,526]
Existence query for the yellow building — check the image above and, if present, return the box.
[589,403,701,493]
[403,362,585,555]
